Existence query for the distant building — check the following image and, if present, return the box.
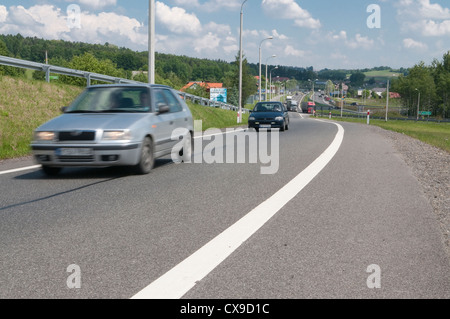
[180,81,223,93]
[372,87,387,97]
[273,76,290,83]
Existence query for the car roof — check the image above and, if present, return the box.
[88,83,173,89]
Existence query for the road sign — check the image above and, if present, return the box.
[419,111,432,116]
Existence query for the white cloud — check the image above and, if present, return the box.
[403,38,428,49]
[0,5,70,40]
[0,5,147,51]
[0,5,7,23]
[262,0,321,29]
[156,2,202,34]
[284,45,305,57]
[346,34,374,49]
[193,32,220,53]
[77,0,117,10]
[173,0,241,12]
[422,20,450,36]
[396,0,450,36]
[272,30,288,40]
[327,31,374,50]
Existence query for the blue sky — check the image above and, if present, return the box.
[0,0,449,70]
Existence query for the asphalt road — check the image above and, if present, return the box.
[0,113,449,299]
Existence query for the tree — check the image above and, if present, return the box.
[0,39,25,77]
[59,52,125,86]
[349,72,366,87]
[392,61,437,117]
[223,54,257,107]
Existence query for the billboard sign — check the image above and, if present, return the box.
[210,88,227,103]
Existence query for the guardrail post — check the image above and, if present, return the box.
[85,73,91,87]
[43,66,51,83]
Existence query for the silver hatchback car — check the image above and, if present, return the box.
[31,84,194,176]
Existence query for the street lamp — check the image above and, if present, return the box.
[269,66,278,101]
[415,88,421,120]
[238,0,248,123]
[259,36,273,101]
[265,55,276,101]
[148,0,156,84]
[309,79,318,104]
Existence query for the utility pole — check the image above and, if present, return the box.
[385,80,389,122]
[148,0,155,84]
[238,0,248,123]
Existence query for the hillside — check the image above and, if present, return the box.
[0,76,83,159]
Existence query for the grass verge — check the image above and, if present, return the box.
[187,101,248,131]
[0,76,83,159]
[318,115,450,153]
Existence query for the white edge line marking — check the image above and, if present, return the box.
[0,165,41,176]
[131,121,344,299]
[195,128,246,139]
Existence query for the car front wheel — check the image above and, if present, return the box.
[134,136,154,174]
[42,166,62,176]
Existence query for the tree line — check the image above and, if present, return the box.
[1,34,448,116]
[391,52,450,119]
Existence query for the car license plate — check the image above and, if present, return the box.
[56,148,93,156]
[259,124,271,128]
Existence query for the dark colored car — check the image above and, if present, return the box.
[248,101,289,132]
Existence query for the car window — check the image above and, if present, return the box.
[254,103,284,112]
[66,87,151,113]
[154,89,183,113]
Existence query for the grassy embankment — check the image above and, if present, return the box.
[0,76,83,159]
[0,76,248,160]
[317,115,450,153]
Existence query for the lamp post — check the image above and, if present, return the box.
[415,88,421,120]
[238,0,248,123]
[259,36,273,101]
[269,66,278,101]
[148,0,155,84]
[265,55,276,101]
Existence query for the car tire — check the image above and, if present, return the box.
[280,122,285,132]
[42,166,62,176]
[135,136,154,174]
[285,122,289,130]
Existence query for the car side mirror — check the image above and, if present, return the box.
[157,104,170,115]
[61,106,67,113]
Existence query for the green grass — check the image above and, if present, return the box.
[318,115,450,153]
[187,101,248,131]
[363,70,401,78]
[0,76,83,159]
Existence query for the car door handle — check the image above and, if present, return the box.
[170,121,174,125]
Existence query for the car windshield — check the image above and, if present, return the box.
[66,87,151,113]
[253,103,283,112]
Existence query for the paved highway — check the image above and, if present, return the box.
[0,113,449,299]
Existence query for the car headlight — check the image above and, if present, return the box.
[275,117,284,121]
[249,116,255,121]
[34,131,55,141]
[102,130,131,140]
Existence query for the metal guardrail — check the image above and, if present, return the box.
[0,55,246,113]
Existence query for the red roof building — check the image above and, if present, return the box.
[180,81,223,92]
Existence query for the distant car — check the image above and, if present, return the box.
[288,100,298,112]
[248,101,289,132]
[31,84,194,176]
[351,102,359,106]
